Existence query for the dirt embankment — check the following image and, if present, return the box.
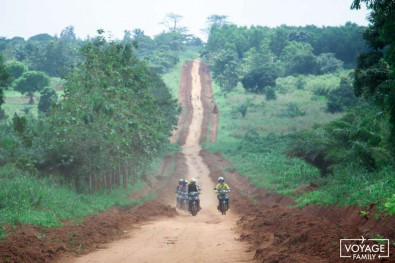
[0,144,179,263]
[0,201,177,263]
[198,61,218,144]
[173,61,194,146]
[200,149,395,262]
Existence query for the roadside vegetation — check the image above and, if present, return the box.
[0,16,202,237]
[204,4,394,215]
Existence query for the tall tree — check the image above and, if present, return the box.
[0,55,11,106]
[269,27,289,58]
[50,31,177,192]
[351,0,395,144]
[161,13,188,34]
[211,46,240,93]
[60,26,77,42]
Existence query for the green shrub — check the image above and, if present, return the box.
[326,77,359,113]
[281,103,305,117]
[264,86,277,100]
[385,194,395,216]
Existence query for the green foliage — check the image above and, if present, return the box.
[236,99,251,118]
[281,42,318,75]
[269,27,289,58]
[360,210,369,217]
[38,87,57,114]
[313,87,330,97]
[211,47,240,93]
[12,113,27,135]
[0,164,149,236]
[316,53,344,74]
[0,55,11,106]
[13,71,50,103]
[208,132,321,195]
[281,103,305,117]
[351,0,395,145]
[296,76,306,90]
[296,164,394,211]
[28,33,54,42]
[209,69,394,213]
[149,46,179,73]
[308,22,367,66]
[49,32,177,192]
[384,194,395,216]
[327,77,359,113]
[264,86,277,100]
[5,60,28,82]
[241,64,277,93]
[287,106,393,175]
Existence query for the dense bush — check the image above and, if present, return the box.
[327,77,359,113]
[241,65,277,93]
[38,87,57,114]
[287,106,393,175]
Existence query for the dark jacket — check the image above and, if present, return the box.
[188,184,200,193]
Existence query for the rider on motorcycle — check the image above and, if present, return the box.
[175,179,184,206]
[176,179,185,192]
[215,177,230,210]
[188,178,201,211]
[179,179,188,192]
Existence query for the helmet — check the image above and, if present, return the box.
[183,179,188,184]
[190,178,196,184]
[178,179,184,184]
[218,177,224,182]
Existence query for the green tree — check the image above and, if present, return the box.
[351,0,395,144]
[161,13,188,34]
[13,71,50,104]
[38,87,57,114]
[0,55,11,106]
[205,14,229,33]
[327,77,359,113]
[211,47,240,93]
[316,53,344,74]
[280,42,318,75]
[5,60,28,82]
[50,32,177,192]
[269,27,289,58]
[241,64,278,93]
[28,33,54,43]
[60,26,77,42]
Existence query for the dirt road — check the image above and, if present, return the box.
[66,60,255,263]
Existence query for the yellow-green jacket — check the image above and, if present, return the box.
[215,183,230,194]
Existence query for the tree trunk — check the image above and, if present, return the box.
[123,163,128,189]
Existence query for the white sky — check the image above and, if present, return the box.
[0,0,370,41]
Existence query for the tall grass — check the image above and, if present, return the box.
[0,164,150,233]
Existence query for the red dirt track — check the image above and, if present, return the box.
[1,59,394,263]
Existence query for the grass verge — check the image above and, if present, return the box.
[206,72,395,214]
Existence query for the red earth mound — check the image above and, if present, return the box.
[200,149,395,262]
[0,201,176,263]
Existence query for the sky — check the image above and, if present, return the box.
[0,0,370,41]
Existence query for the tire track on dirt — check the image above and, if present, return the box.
[62,60,255,263]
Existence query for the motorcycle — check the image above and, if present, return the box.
[215,189,230,215]
[188,191,200,216]
[180,192,189,211]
